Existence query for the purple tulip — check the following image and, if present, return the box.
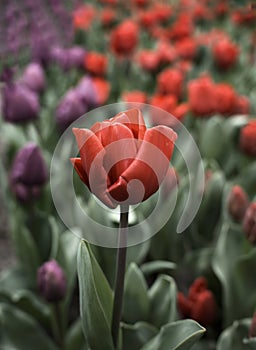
[55,88,88,131]
[76,76,98,107]
[2,82,40,123]
[37,260,67,303]
[20,62,46,93]
[50,46,86,70]
[10,143,48,202]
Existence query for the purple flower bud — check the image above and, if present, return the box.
[50,46,86,70]
[55,88,88,131]
[20,62,46,93]
[10,143,48,202]
[76,76,98,107]
[2,82,40,123]
[37,260,67,302]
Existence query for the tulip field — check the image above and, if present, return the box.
[1,0,256,349]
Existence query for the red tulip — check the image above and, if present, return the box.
[71,109,177,208]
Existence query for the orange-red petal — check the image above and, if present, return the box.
[72,128,116,208]
[110,109,146,141]
[70,157,89,188]
[108,126,177,204]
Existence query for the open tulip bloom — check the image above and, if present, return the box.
[71,108,177,348]
[71,108,177,208]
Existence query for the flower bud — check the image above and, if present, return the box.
[239,120,256,157]
[190,290,217,326]
[20,62,46,93]
[243,202,256,244]
[188,277,208,302]
[2,82,40,123]
[55,88,88,131]
[9,143,48,202]
[227,185,249,222]
[249,312,256,338]
[76,76,110,107]
[37,260,67,302]
[50,46,86,70]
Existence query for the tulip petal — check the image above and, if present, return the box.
[108,126,177,204]
[94,122,137,184]
[72,128,116,208]
[70,158,89,188]
[112,109,146,140]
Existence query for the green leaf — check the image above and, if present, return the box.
[140,261,176,276]
[148,275,177,328]
[77,240,114,350]
[217,319,252,350]
[122,322,158,350]
[141,320,205,350]
[11,224,40,283]
[123,263,150,324]
[0,266,32,292]
[0,303,58,350]
[212,223,256,325]
[66,319,87,350]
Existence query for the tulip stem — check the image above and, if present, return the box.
[111,205,129,349]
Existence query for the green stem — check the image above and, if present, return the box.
[54,302,65,350]
[111,205,129,349]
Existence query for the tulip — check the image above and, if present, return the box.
[243,202,256,244]
[76,76,110,107]
[239,120,256,157]
[56,88,88,131]
[20,62,46,93]
[2,82,40,123]
[37,259,67,302]
[9,143,48,202]
[50,46,86,70]
[227,185,249,222]
[249,312,256,338]
[71,109,177,208]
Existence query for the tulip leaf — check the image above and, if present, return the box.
[123,263,150,324]
[0,303,58,350]
[148,275,177,328]
[140,320,205,350]
[212,222,256,325]
[140,261,176,276]
[122,322,158,350]
[77,240,114,350]
[66,319,88,350]
[217,319,252,350]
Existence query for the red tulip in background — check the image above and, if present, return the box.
[71,109,177,208]
[178,277,217,327]
[227,185,249,222]
[212,38,239,70]
[240,120,256,157]
[110,20,138,56]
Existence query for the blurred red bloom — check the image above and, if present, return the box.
[100,9,116,27]
[234,95,250,115]
[178,277,217,327]
[240,120,256,157]
[137,50,160,72]
[157,68,183,98]
[150,94,177,115]
[121,90,147,103]
[91,78,110,105]
[188,75,216,117]
[227,185,249,222]
[72,5,96,30]
[71,109,177,208]
[214,83,237,115]
[243,202,256,244]
[173,103,190,122]
[212,39,239,69]
[110,20,138,56]
[168,14,193,41]
[84,52,108,76]
[157,40,177,65]
[175,38,197,61]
